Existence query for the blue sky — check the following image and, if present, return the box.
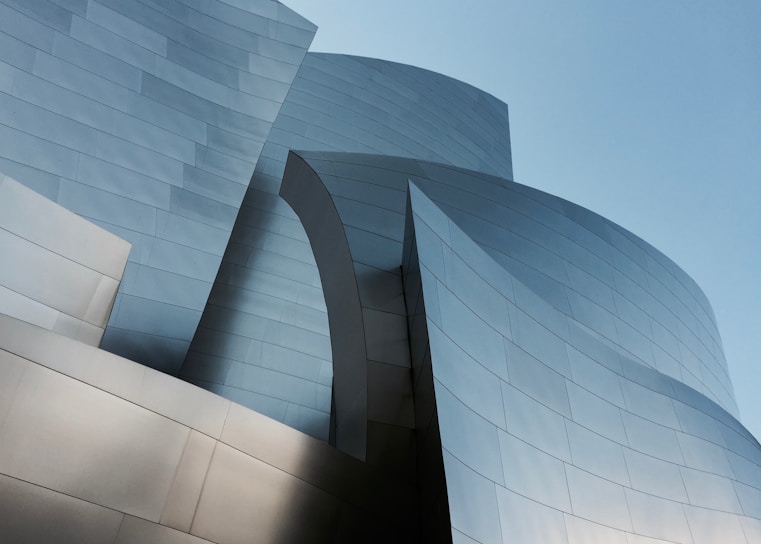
[282,0,761,439]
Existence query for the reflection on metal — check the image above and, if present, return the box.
[283,151,761,542]
[181,53,512,440]
[0,0,315,374]
[0,1,760,542]
[0,315,417,543]
[0,175,130,346]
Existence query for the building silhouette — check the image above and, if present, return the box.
[0,1,759,543]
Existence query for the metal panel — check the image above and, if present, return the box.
[497,430,571,512]
[564,515,627,544]
[115,515,215,544]
[625,487,692,543]
[566,421,630,486]
[566,465,633,531]
[191,443,342,544]
[502,382,571,462]
[495,487,569,543]
[435,381,504,485]
[428,324,505,429]
[0,362,189,521]
[0,0,315,376]
[623,448,689,502]
[0,176,130,344]
[0,474,123,544]
[442,451,502,544]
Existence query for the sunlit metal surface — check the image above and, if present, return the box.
[0,314,417,543]
[403,179,761,543]
[0,1,759,542]
[283,150,761,542]
[182,53,512,440]
[0,175,129,346]
[0,0,315,374]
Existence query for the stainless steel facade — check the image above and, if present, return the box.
[180,52,512,441]
[0,175,130,345]
[0,1,760,543]
[283,151,760,543]
[0,0,315,374]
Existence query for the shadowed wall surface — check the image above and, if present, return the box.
[181,53,512,440]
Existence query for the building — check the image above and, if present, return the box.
[0,1,760,543]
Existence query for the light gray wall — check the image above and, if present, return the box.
[0,175,130,346]
[0,313,417,544]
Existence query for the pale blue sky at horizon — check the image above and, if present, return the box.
[282,1,761,439]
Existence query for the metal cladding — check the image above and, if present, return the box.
[180,52,512,440]
[283,151,760,543]
[0,0,315,374]
[0,1,760,543]
[0,175,130,345]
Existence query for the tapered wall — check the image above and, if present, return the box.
[279,150,760,543]
[0,0,315,374]
[0,2,759,542]
[181,53,512,440]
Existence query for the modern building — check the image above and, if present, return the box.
[0,1,759,543]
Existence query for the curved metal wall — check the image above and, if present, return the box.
[404,183,761,544]
[0,314,418,544]
[409,164,735,415]
[181,53,513,439]
[0,175,130,347]
[277,150,760,542]
[286,151,735,417]
[0,0,315,374]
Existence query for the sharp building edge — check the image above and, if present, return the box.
[0,1,758,543]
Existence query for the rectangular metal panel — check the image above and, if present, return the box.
[428,324,505,429]
[680,466,743,513]
[625,487,693,543]
[566,421,630,486]
[497,429,571,512]
[442,451,502,544]
[437,285,508,380]
[502,382,571,462]
[566,381,627,444]
[0,361,189,521]
[495,486,569,544]
[623,448,688,502]
[505,341,571,417]
[191,443,342,544]
[115,514,215,544]
[435,381,504,485]
[563,514,627,544]
[160,431,217,532]
[565,465,632,531]
[0,473,123,544]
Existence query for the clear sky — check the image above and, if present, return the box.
[282,0,761,439]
